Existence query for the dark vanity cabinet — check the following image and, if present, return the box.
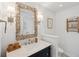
[29,46,51,57]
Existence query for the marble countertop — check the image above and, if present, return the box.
[6,40,52,57]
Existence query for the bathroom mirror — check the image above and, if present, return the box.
[16,3,38,40]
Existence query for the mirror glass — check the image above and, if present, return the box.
[20,9,34,35]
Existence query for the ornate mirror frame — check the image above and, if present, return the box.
[16,3,38,40]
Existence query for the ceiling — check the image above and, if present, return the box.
[25,2,79,12]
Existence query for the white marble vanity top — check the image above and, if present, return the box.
[6,40,52,57]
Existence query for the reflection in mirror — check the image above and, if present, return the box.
[20,9,34,35]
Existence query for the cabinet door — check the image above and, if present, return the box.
[29,46,51,57]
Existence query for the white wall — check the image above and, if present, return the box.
[55,5,79,57]
[40,9,56,35]
[0,2,16,57]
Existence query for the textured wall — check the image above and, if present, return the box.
[55,5,79,57]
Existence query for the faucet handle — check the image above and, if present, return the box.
[35,37,38,43]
